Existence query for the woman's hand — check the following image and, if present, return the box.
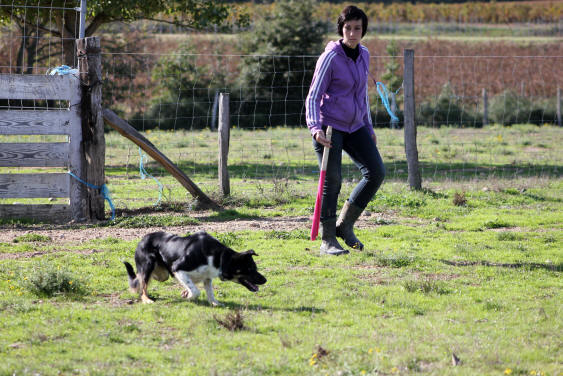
[314,130,332,148]
[372,133,377,145]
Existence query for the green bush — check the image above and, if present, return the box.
[130,42,221,131]
[489,90,557,125]
[404,279,451,295]
[236,0,327,129]
[21,262,86,297]
[418,83,480,127]
[13,234,52,243]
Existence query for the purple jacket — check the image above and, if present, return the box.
[306,40,374,137]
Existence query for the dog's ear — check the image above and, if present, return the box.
[244,249,258,257]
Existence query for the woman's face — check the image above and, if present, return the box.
[342,19,363,49]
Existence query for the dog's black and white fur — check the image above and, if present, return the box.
[123,231,266,305]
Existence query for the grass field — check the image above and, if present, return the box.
[103,124,562,210]
[0,124,561,375]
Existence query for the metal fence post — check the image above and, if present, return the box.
[78,0,87,39]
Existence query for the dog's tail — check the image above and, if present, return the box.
[123,261,140,293]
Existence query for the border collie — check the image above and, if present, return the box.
[123,231,266,305]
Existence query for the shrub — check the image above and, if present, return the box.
[212,232,243,248]
[131,42,221,131]
[374,253,417,268]
[236,0,327,129]
[452,191,467,206]
[418,83,480,127]
[489,90,557,126]
[21,262,86,297]
[404,279,451,295]
[214,310,245,331]
[497,232,521,241]
[13,233,51,243]
[483,218,511,229]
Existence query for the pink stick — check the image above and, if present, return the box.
[310,170,326,240]
[310,126,332,241]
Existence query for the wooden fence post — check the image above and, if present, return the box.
[77,37,106,221]
[218,93,230,196]
[482,88,488,127]
[403,49,422,190]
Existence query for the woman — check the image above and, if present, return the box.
[306,5,385,255]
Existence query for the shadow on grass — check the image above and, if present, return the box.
[163,296,325,313]
[440,259,562,272]
[107,159,562,182]
[202,209,258,222]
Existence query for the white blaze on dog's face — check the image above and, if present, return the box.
[223,250,267,292]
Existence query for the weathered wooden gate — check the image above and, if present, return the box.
[0,74,86,222]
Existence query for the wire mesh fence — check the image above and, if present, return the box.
[1,1,561,212]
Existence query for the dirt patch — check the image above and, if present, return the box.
[0,213,384,246]
[0,248,104,260]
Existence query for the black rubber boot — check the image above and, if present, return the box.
[336,200,364,250]
[320,218,349,256]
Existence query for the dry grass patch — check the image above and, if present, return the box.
[214,309,245,331]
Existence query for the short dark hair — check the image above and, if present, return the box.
[337,6,368,37]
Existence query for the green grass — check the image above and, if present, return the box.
[79,124,563,211]
[0,125,561,374]
[0,181,561,374]
[0,224,560,375]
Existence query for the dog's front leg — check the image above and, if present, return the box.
[203,279,222,306]
[173,271,200,300]
[140,280,154,304]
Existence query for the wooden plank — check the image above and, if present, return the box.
[0,173,69,198]
[0,110,72,135]
[102,108,222,211]
[0,143,69,167]
[0,74,79,101]
[0,204,70,222]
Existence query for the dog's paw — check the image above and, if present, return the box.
[181,290,199,300]
[210,300,223,307]
[141,297,154,304]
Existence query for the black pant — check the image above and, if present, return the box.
[313,126,386,221]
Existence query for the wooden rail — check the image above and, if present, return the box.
[102,108,222,211]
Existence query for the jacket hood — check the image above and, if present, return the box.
[325,40,345,56]
[325,40,363,57]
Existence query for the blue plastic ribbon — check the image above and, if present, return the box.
[68,171,115,220]
[139,148,164,206]
[47,65,79,76]
[376,81,400,122]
